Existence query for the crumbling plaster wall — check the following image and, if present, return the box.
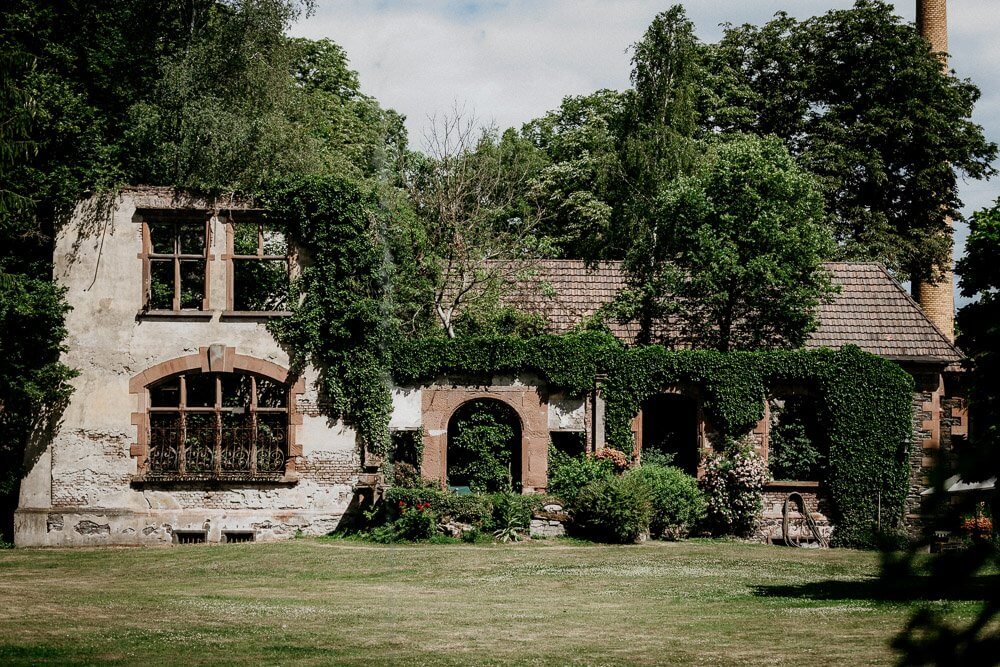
[15,189,362,546]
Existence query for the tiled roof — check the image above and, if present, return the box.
[502,260,962,364]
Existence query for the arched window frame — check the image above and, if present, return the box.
[129,347,305,482]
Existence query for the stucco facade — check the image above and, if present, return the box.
[15,189,368,546]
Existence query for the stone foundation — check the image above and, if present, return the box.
[15,507,344,547]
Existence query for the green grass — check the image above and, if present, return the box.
[0,538,985,665]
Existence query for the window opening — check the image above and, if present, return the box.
[146,371,289,479]
[230,218,290,311]
[144,218,209,311]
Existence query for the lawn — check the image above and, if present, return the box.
[0,538,985,665]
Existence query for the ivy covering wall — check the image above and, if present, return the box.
[392,333,915,548]
[259,177,914,548]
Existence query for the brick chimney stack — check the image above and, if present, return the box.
[913,0,955,341]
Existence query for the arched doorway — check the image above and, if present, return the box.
[446,398,522,493]
[639,393,700,475]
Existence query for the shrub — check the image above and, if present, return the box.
[369,500,438,543]
[627,465,706,540]
[571,474,652,543]
[491,492,530,542]
[699,439,767,537]
[547,450,613,505]
[639,449,675,468]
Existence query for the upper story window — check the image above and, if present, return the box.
[227,217,291,313]
[142,214,210,312]
[145,370,289,480]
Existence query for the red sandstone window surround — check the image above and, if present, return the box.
[223,214,292,315]
[145,370,289,480]
[138,210,212,313]
[129,349,305,484]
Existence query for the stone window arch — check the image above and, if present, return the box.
[419,384,549,493]
[129,347,304,481]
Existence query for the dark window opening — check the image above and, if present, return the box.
[768,394,828,482]
[230,219,289,311]
[640,394,699,475]
[144,219,209,311]
[146,370,289,480]
[447,399,522,493]
[390,429,423,487]
[550,431,586,459]
[222,531,255,543]
[173,531,207,544]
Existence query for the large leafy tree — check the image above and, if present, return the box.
[956,201,1000,474]
[709,0,997,281]
[620,134,836,350]
[521,90,625,259]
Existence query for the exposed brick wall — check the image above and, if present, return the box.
[917,0,948,55]
[913,0,954,341]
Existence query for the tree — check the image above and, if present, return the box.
[403,110,551,338]
[888,200,1000,664]
[619,134,836,351]
[522,90,626,259]
[709,0,997,282]
[956,201,1000,477]
[624,6,705,197]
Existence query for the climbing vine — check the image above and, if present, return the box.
[265,175,395,456]
[391,333,914,547]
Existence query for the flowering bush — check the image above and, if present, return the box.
[961,503,993,543]
[594,447,631,473]
[699,439,767,537]
[371,500,437,542]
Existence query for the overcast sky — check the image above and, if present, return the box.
[290,1,999,303]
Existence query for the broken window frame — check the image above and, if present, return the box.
[224,214,292,315]
[140,212,211,313]
[145,371,290,480]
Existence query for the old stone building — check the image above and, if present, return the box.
[14,188,965,546]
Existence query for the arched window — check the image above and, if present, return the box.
[146,370,289,479]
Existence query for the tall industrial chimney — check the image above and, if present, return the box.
[913,0,955,341]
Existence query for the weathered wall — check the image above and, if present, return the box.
[15,189,364,546]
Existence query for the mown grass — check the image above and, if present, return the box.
[0,538,986,665]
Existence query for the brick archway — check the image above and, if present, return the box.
[128,346,305,475]
[421,385,549,493]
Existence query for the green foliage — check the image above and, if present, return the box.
[768,396,827,481]
[396,335,913,547]
[889,204,1000,661]
[265,176,394,455]
[378,487,538,542]
[709,0,997,281]
[699,439,768,538]
[546,449,613,506]
[957,199,1000,473]
[522,90,626,258]
[626,465,706,539]
[624,5,704,196]
[570,475,653,544]
[392,331,624,398]
[491,492,531,543]
[619,133,836,349]
[448,401,519,493]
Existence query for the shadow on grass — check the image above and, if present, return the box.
[753,575,1000,602]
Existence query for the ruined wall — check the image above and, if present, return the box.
[15,189,363,546]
